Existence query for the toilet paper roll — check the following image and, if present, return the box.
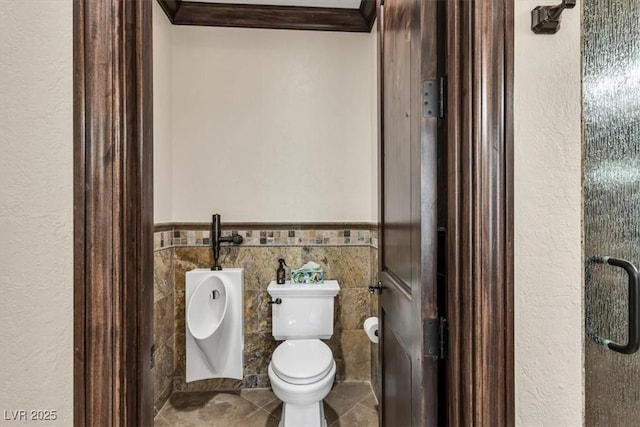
[364,317,379,344]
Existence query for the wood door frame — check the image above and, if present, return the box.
[376,0,514,425]
[376,0,444,424]
[73,0,512,424]
[73,0,153,425]
[445,0,514,425]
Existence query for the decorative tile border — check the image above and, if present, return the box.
[154,223,380,251]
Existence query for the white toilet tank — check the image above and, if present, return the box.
[267,280,340,340]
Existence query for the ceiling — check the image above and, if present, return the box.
[190,0,362,8]
[157,0,376,33]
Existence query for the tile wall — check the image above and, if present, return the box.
[153,247,175,414]
[153,224,379,412]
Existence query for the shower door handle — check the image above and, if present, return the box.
[592,256,640,355]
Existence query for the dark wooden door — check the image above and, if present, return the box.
[378,0,442,425]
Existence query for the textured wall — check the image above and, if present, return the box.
[0,1,73,424]
[514,1,583,425]
[153,1,174,223]
[169,26,377,223]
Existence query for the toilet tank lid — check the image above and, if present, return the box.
[267,280,340,297]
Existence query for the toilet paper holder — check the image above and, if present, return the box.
[368,281,383,295]
[364,317,379,343]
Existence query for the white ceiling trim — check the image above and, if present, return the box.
[189,0,362,9]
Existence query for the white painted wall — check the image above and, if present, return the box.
[170,26,376,223]
[153,1,174,223]
[514,1,583,425]
[0,1,73,425]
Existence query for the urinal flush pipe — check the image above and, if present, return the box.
[211,213,243,270]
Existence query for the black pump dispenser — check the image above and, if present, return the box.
[277,258,287,284]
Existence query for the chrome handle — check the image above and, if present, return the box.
[269,298,282,305]
[590,256,640,355]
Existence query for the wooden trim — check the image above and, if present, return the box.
[156,0,376,32]
[154,222,377,232]
[504,0,515,423]
[157,0,180,22]
[445,0,514,425]
[153,223,175,232]
[73,0,154,425]
[359,0,377,32]
[72,0,86,420]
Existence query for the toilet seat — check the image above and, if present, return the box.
[271,339,333,385]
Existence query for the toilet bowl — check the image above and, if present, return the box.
[267,280,340,427]
[268,339,336,427]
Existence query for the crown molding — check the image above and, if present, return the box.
[157,0,376,32]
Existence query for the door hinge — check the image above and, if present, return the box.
[423,77,446,118]
[424,317,447,359]
[150,344,156,369]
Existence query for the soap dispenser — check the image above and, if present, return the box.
[277,258,287,284]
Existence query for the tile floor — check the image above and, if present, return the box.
[155,381,379,427]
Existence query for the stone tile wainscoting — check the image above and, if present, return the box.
[152,223,380,415]
[154,247,175,414]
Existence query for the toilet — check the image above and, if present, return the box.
[267,280,340,427]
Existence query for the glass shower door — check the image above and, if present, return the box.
[583,0,640,425]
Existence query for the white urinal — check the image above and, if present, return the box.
[185,268,244,382]
[187,275,228,367]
